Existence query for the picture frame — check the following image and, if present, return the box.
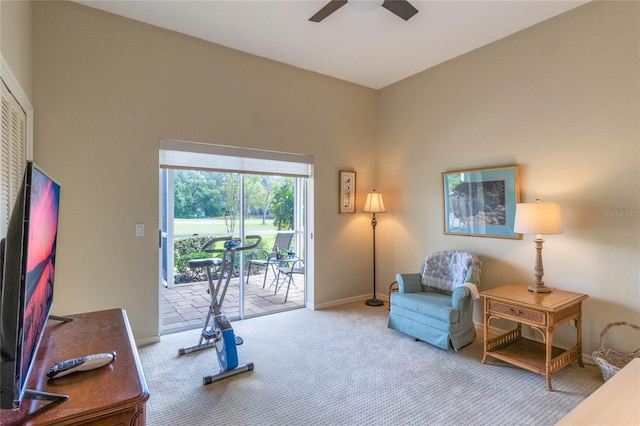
[442,165,521,239]
[339,171,356,214]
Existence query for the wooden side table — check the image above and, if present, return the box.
[480,284,588,391]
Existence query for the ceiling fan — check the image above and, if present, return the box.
[309,0,419,23]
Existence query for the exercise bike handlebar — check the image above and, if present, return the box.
[201,235,262,253]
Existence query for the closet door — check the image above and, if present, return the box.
[0,78,27,236]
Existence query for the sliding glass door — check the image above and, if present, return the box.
[159,151,309,333]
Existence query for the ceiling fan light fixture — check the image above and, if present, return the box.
[310,0,417,23]
[348,0,384,13]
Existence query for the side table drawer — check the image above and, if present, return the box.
[488,300,546,325]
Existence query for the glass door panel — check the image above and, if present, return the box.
[161,169,305,334]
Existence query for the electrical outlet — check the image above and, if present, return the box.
[135,224,144,237]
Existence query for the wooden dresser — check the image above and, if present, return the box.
[1,309,149,425]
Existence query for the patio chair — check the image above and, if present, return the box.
[245,232,294,288]
[275,257,304,303]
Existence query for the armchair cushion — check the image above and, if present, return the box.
[391,292,459,323]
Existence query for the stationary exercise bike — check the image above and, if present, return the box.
[178,235,261,385]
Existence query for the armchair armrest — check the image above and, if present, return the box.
[451,286,471,309]
[396,273,422,293]
[451,283,480,309]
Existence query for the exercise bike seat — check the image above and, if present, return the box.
[187,258,223,269]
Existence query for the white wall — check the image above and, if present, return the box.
[377,0,639,353]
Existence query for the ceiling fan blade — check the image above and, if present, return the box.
[382,0,419,21]
[309,0,348,23]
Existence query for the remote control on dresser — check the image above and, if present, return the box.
[47,352,116,379]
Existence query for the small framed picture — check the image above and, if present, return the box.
[339,171,356,214]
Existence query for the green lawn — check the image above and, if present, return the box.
[174,216,276,235]
[173,217,280,249]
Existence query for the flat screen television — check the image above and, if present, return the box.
[0,161,64,409]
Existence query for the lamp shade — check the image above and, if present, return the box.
[363,190,386,213]
[513,199,563,235]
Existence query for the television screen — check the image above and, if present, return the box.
[0,161,61,409]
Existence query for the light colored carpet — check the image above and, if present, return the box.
[138,302,603,425]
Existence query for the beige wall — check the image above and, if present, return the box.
[0,0,32,99]
[31,1,378,340]
[378,0,639,353]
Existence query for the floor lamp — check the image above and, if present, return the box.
[513,199,563,293]
[363,190,386,306]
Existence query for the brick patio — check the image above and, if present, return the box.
[161,272,305,334]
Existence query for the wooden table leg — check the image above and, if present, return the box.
[482,299,489,364]
[546,327,554,391]
[577,311,585,368]
[546,375,553,391]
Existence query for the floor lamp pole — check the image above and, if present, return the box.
[366,212,383,306]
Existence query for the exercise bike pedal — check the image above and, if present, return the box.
[202,330,242,345]
[202,329,217,340]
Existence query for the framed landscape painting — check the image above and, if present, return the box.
[339,171,356,214]
[442,165,521,239]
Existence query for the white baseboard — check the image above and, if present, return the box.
[308,292,389,310]
[136,335,161,347]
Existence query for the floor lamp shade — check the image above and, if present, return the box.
[513,199,562,293]
[363,190,386,306]
[363,191,386,213]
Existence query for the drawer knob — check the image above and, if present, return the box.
[510,307,523,315]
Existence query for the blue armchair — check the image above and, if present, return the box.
[388,250,482,351]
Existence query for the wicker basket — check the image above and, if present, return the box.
[592,321,640,381]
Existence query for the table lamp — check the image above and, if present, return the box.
[513,199,563,293]
[363,190,386,306]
